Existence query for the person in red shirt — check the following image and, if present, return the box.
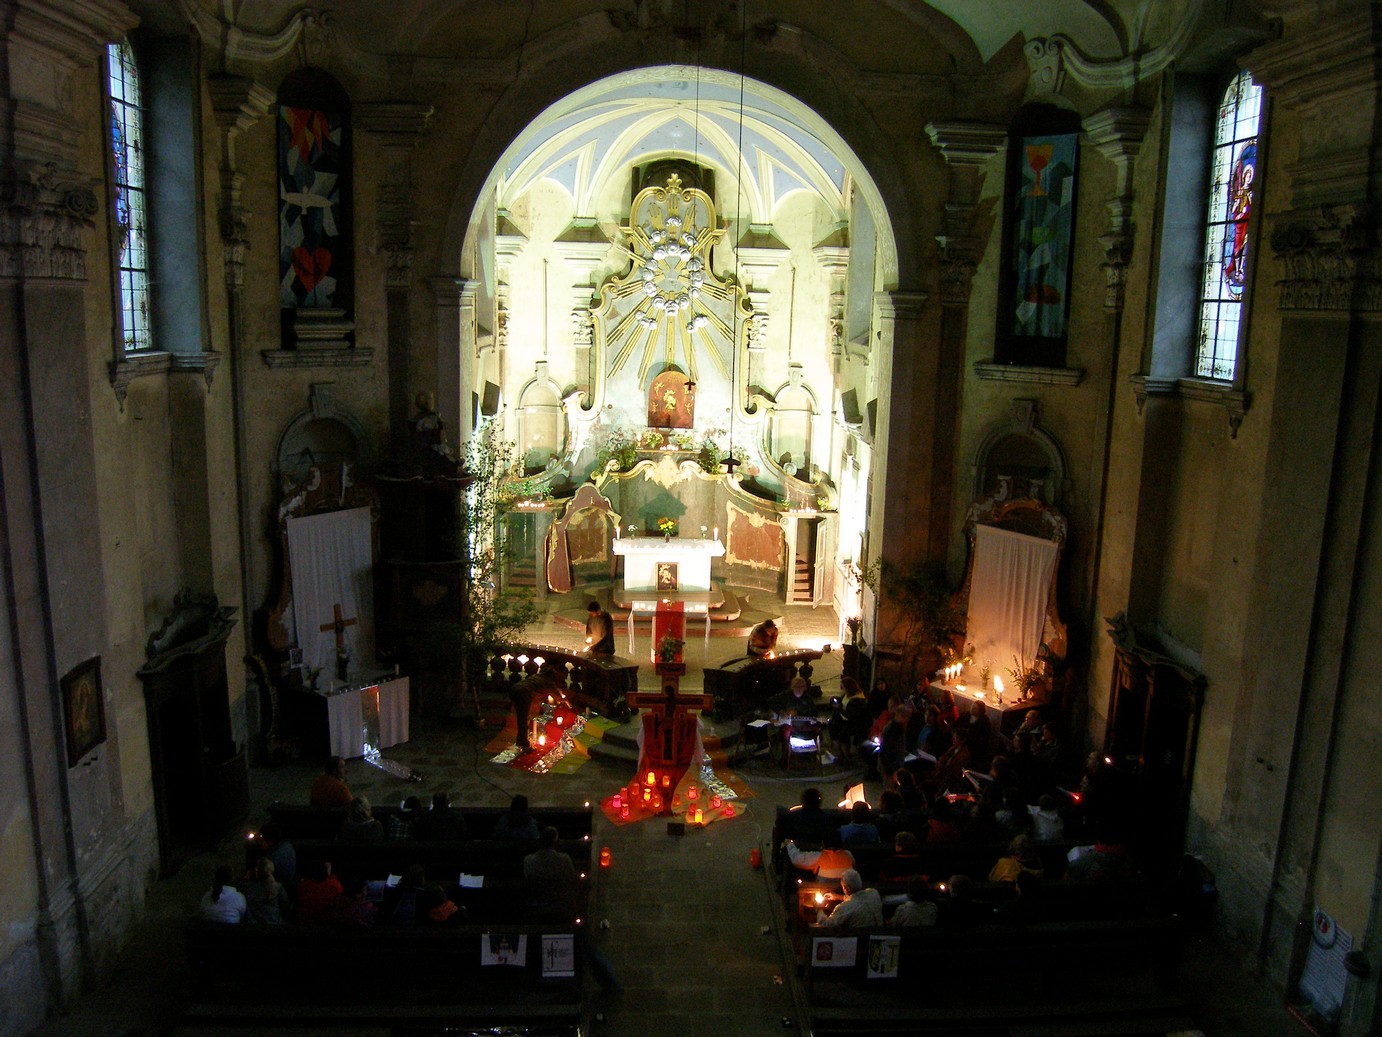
[309,756,353,807]
[295,860,343,924]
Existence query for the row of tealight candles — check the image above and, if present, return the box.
[607,771,736,823]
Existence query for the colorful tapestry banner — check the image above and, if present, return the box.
[279,105,345,309]
[1012,132,1078,339]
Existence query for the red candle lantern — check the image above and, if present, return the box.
[690,805,703,825]
[723,803,736,818]
[611,794,622,810]
[710,794,722,810]
[672,794,682,811]
[652,794,663,812]
[660,774,671,790]
[646,770,656,786]
[619,803,630,821]
[687,784,699,801]
[599,847,612,867]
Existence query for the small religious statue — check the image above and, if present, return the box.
[408,391,458,472]
[335,641,351,683]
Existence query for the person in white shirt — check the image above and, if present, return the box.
[820,869,883,927]
[198,864,246,924]
[1028,793,1066,841]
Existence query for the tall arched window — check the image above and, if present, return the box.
[1197,70,1262,381]
[107,40,152,353]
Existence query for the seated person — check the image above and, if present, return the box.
[988,833,1045,883]
[747,618,779,657]
[242,857,290,925]
[257,823,296,886]
[819,869,883,928]
[784,830,855,880]
[309,756,353,808]
[1066,828,1136,882]
[422,883,465,925]
[839,801,881,846]
[493,794,541,841]
[414,790,469,840]
[389,795,423,840]
[1028,793,1066,842]
[198,864,247,925]
[923,797,963,844]
[584,600,616,655]
[327,875,379,926]
[782,787,835,846]
[381,864,427,925]
[524,825,579,921]
[878,831,927,882]
[341,796,384,843]
[767,676,818,720]
[891,874,939,927]
[995,787,1035,839]
[294,860,343,925]
[937,874,990,927]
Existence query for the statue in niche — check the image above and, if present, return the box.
[648,370,695,429]
[408,391,459,471]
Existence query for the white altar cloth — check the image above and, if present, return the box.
[612,536,725,592]
[320,676,410,759]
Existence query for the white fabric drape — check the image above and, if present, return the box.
[324,677,410,759]
[287,507,374,676]
[965,524,1059,674]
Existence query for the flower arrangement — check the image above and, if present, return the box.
[1005,655,1047,700]
[639,430,665,450]
[657,634,685,662]
[656,516,678,536]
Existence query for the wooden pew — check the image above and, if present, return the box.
[183,920,585,1028]
[264,801,596,841]
[800,916,1186,1035]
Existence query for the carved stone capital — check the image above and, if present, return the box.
[383,243,416,290]
[0,165,99,281]
[935,238,977,307]
[1270,203,1382,311]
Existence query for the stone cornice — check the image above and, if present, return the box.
[1130,373,1251,438]
[1269,203,1382,312]
[6,0,139,66]
[975,363,1084,386]
[873,290,928,321]
[207,74,275,138]
[0,165,99,282]
[1247,8,1381,110]
[356,102,436,144]
[924,122,1007,168]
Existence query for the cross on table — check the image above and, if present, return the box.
[319,604,358,654]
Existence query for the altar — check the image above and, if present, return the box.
[318,675,410,759]
[612,536,725,593]
[934,680,1038,735]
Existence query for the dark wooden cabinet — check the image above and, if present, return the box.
[138,592,248,874]
[1104,614,1205,860]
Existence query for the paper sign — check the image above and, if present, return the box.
[811,936,858,968]
[541,934,576,978]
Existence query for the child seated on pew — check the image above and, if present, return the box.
[890,874,939,927]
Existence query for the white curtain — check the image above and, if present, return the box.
[287,507,374,678]
[965,524,1059,675]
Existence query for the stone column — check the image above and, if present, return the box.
[867,290,930,579]
[1238,6,1382,1008]
[0,0,138,1018]
[209,74,274,620]
[1080,108,1152,624]
[428,277,475,441]
[358,102,434,453]
[923,121,1006,558]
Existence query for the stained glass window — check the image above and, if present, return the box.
[1197,70,1261,381]
[107,40,152,353]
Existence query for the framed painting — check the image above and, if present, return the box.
[656,561,679,591]
[62,656,105,765]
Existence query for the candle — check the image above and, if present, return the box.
[620,803,630,820]
[687,785,699,801]
[616,525,621,538]
[713,526,719,540]
[710,794,722,810]
[600,847,612,867]
[611,794,622,810]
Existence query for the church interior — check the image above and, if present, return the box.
[4,0,1382,1035]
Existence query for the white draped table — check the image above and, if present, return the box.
[319,676,410,759]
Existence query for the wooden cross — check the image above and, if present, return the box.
[319,603,358,654]
[627,683,714,717]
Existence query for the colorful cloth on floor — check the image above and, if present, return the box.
[488,708,620,774]
[600,759,754,826]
